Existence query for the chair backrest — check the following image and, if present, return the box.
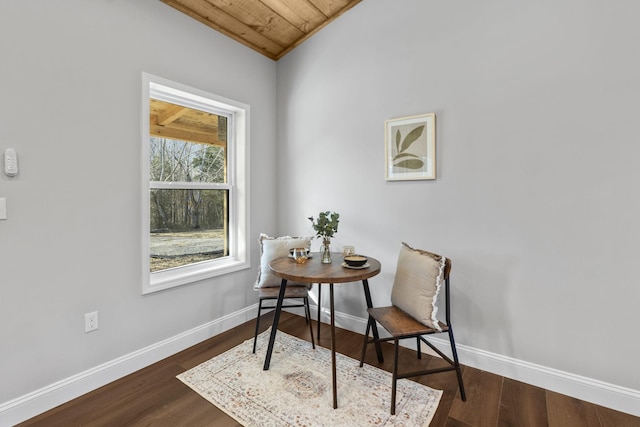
[443,257,451,280]
[442,258,453,326]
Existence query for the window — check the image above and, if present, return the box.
[141,73,249,294]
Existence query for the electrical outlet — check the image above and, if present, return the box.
[85,311,99,332]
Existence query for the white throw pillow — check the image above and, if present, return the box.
[254,234,312,289]
[390,242,446,331]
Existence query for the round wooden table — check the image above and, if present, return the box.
[265,252,383,409]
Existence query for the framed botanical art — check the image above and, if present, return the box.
[385,113,436,181]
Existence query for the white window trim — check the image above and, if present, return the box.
[141,73,250,294]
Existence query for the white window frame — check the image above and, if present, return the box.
[141,73,250,294]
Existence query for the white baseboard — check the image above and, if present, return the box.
[2,303,639,426]
[0,305,257,427]
[445,339,640,418]
[316,306,640,418]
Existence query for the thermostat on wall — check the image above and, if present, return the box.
[4,148,18,176]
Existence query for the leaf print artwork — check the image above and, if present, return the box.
[385,113,436,181]
[393,125,425,170]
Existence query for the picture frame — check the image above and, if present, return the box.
[385,113,436,181]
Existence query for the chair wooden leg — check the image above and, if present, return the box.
[448,326,466,401]
[253,299,264,354]
[391,338,399,415]
[304,297,315,349]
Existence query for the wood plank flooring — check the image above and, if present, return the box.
[17,312,640,426]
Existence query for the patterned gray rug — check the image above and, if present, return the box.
[177,329,441,426]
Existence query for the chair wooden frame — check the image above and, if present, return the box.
[252,285,315,353]
[359,257,466,415]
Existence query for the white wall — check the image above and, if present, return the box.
[0,0,276,407]
[277,0,640,395]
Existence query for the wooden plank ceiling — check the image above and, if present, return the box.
[161,0,362,60]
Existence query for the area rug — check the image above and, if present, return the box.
[177,329,442,426]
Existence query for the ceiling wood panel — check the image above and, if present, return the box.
[309,0,348,17]
[163,0,286,58]
[260,0,326,33]
[161,0,362,60]
[207,0,304,47]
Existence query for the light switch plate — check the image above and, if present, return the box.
[0,198,6,220]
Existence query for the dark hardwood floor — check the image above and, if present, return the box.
[18,312,640,426]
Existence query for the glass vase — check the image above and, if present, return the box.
[320,238,332,264]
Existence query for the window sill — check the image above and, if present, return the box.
[143,256,250,294]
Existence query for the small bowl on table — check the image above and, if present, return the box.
[343,254,368,267]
